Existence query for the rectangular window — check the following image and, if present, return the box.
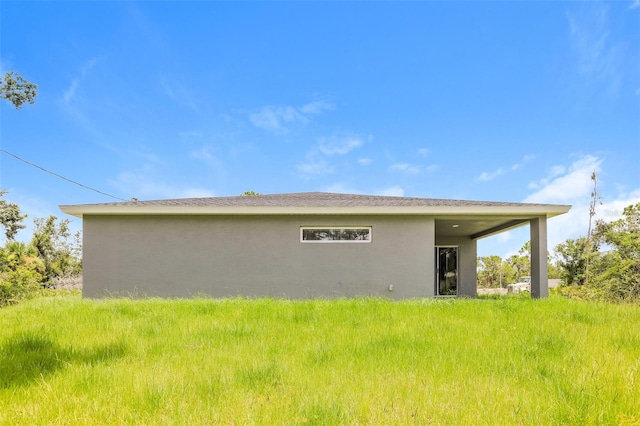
[300,227,372,243]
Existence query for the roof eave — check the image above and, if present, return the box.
[59,204,572,218]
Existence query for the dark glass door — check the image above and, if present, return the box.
[436,247,458,296]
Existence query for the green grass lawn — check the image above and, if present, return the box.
[1,294,639,425]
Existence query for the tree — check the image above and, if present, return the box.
[0,71,38,109]
[506,243,531,282]
[547,261,562,280]
[554,237,596,286]
[592,203,640,301]
[30,216,81,284]
[0,241,44,306]
[0,190,27,241]
[241,191,262,196]
[1,241,41,271]
[477,256,505,288]
[595,203,639,263]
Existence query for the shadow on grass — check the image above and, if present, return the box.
[0,332,128,389]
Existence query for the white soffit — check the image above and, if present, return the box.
[59,204,571,218]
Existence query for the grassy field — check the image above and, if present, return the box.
[0,295,639,425]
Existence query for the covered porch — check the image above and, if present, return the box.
[431,215,551,299]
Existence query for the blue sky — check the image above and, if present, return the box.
[1,1,639,258]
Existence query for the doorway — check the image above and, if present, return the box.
[436,246,458,296]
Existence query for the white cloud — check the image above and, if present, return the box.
[190,146,215,161]
[545,189,640,255]
[566,4,623,93]
[296,160,334,176]
[297,134,365,178]
[497,232,513,244]
[249,105,308,134]
[319,184,405,197]
[180,188,217,198]
[249,100,334,134]
[479,155,535,181]
[358,157,373,166]
[417,148,430,157]
[480,154,639,258]
[61,57,98,106]
[62,80,79,105]
[81,58,97,76]
[549,165,566,177]
[178,130,203,139]
[522,154,640,254]
[317,135,364,156]
[159,74,200,113]
[376,186,405,197]
[478,168,506,182]
[567,6,607,71]
[128,148,164,165]
[389,163,422,175]
[524,155,602,204]
[189,145,224,171]
[529,164,567,189]
[599,189,640,220]
[112,169,213,199]
[300,100,334,115]
[322,183,361,194]
[630,0,640,10]
[513,154,535,171]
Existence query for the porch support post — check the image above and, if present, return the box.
[529,216,548,299]
[425,218,436,297]
[458,238,477,298]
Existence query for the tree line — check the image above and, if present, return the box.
[477,242,561,289]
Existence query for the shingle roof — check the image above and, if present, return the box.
[65,192,559,208]
[59,192,572,220]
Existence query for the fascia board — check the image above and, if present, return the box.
[59,204,571,218]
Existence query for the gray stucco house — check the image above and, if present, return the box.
[60,192,570,299]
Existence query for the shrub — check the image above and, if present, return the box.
[0,242,45,306]
[0,265,42,306]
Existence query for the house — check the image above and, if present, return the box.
[59,192,571,299]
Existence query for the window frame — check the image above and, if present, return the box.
[300,226,373,243]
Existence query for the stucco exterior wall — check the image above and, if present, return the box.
[83,215,436,299]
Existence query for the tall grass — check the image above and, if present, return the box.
[1,295,638,425]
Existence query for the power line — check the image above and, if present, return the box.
[0,148,129,202]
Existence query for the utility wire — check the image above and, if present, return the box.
[0,148,129,202]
